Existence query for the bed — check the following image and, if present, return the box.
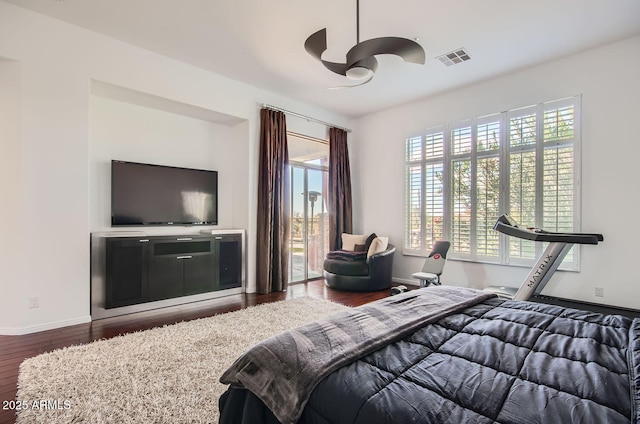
[219,286,640,424]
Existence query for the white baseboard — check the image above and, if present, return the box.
[0,315,92,336]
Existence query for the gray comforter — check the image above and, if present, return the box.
[220,287,496,424]
[220,287,640,423]
[631,318,640,423]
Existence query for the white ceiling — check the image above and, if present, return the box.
[4,0,640,118]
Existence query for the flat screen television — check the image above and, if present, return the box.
[111,160,218,226]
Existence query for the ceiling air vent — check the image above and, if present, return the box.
[436,48,471,67]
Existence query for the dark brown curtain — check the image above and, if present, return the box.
[328,127,353,251]
[256,108,290,294]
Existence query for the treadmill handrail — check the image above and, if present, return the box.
[493,215,603,245]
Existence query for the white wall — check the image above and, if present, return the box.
[352,35,640,311]
[0,59,23,329]
[0,2,351,334]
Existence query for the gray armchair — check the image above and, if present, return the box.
[323,244,396,292]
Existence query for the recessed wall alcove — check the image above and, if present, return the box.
[88,80,249,233]
[88,80,251,318]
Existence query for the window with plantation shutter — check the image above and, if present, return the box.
[452,126,472,155]
[404,96,581,269]
[404,130,445,252]
[405,137,422,250]
[476,117,501,259]
[508,107,538,262]
[451,157,471,255]
[451,124,472,256]
[541,100,577,264]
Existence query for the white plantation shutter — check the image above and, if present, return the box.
[451,158,471,255]
[405,164,422,250]
[541,100,578,264]
[542,102,575,231]
[450,124,472,256]
[507,149,537,260]
[404,96,580,269]
[405,136,422,251]
[544,104,575,142]
[424,163,444,245]
[424,133,445,248]
[425,132,444,159]
[475,116,501,259]
[477,120,500,152]
[406,136,422,162]
[404,131,445,254]
[509,113,536,147]
[543,146,573,230]
[507,107,538,262]
[476,156,500,257]
[451,126,472,155]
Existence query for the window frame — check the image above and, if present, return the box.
[404,96,582,271]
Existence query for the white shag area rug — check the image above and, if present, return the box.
[16,297,349,424]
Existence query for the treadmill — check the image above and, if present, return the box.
[485,214,603,301]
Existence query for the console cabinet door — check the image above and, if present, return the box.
[105,239,148,309]
[217,235,242,290]
[184,254,217,295]
[148,237,217,300]
[148,256,184,301]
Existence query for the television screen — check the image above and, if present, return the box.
[111,160,218,226]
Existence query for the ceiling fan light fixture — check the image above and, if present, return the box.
[346,66,373,80]
[304,0,425,88]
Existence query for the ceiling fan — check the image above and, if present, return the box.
[304,0,425,88]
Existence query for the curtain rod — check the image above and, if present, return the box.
[262,104,351,133]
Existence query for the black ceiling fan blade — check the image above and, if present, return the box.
[346,37,425,68]
[304,28,327,61]
[304,28,348,76]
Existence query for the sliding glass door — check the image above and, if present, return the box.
[288,133,329,283]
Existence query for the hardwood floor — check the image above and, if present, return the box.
[0,280,393,424]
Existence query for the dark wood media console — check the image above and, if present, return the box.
[91,230,245,319]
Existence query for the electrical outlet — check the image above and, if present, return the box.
[594,287,604,298]
[28,297,39,309]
